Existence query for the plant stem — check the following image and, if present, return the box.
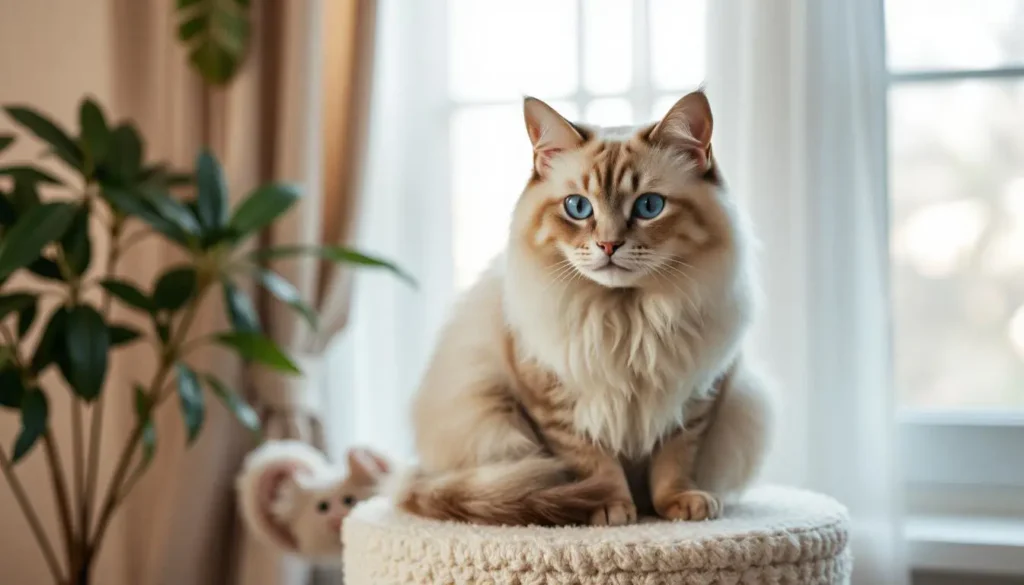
[42,431,76,579]
[82,217,123,543]
[0,447,66,585]
[87,275,210,557]
[71,402,84,534]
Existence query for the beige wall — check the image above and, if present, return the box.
[0,1,128,583]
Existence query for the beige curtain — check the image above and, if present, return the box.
[98,1,376,584]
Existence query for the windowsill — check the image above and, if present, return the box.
[906,514,1024,576]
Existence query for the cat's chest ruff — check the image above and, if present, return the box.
[569,377,694,459]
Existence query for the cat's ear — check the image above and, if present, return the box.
[524,97,584,177]
[347,447,389,484]
[650,90,714,171]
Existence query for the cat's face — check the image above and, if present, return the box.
[513,91,733,290]
[290,476,378,556]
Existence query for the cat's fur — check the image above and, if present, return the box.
[237,440,389,561]
[397,91,773,526]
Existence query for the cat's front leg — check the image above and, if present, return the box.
[649,429,721,521]
[542,428,636,525]
[649,391,722,522]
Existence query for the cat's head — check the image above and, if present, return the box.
[511,90,740,290]
[267,447,390,559]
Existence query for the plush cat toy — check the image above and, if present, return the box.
[236,440,390,563]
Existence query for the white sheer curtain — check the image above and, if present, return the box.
[707,1,908,583]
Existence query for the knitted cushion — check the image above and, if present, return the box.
[342,485,851,585]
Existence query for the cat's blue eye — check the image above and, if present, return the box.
[317,501,330,513]
[564,195,593,220]
[632,193,666,219]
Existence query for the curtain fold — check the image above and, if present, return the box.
[102,1,377,584]
[706,1,908,584]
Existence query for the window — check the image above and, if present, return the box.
[446,0,707,289]
[888,0,1024,411]
[887,0,1024,495]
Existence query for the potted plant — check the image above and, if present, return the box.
[0,97,409,585]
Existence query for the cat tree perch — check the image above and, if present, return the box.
[342,486,852,584]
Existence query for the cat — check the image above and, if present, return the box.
[396,90,773,526]
[237,440,390,562]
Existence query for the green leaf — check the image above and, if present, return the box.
[79,98,110,167]
[109,324,142,347]
[0,369,24,408]
[250,245,415,286]
[178,0,251,85]
[10,179,41,213]
[140,187,201,235]
[62,305,109,401]
[0,192,17,226]
[213,332,300,374]
[204,374,260,435]
[195,150,228,230]
[12,390,48,462]
[253,270,317,330]
[0,134,14,156]
[175,363,205,444]
[140,164,193,189]
[17,299,37,337]
[105,123,143,185]
[222,279,260,333]
[228,183,300,241]
[165,172,194,187]
[153,266,197,311]
[100,278,153,312]
[0,165,63,185]
[178,14,205,40]
[101,187,189,245]
[28,257,63,281]
[61,205,91,276]
[134,385,157,470]
[0,203,76,280]
[4,106,83,171]
[31,308,68,373]
[0,293,36,321]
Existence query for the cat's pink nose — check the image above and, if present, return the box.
[597,241,624,256]
[329,517,343,533]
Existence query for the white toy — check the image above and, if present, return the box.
[236,440,390,563]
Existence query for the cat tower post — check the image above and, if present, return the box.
[342,486,852,584]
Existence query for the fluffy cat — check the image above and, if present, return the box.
[237,440,389,562]
[397,90,773,526]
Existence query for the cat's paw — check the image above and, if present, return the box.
[657,490,721,521]
[589,501,637,526]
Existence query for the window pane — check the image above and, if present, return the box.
[649,0,706,89]
[449,0,578,101]
[584,98,633,126]
[583,0,632,94]
[652,94,680,119]
[451,102,578,288]
[886,0,1024,71]
[890,80,1024,409]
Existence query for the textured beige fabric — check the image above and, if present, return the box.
[343,487,852,585]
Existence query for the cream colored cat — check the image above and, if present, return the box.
[398,90,773,526]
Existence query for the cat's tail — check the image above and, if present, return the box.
[392,457,616,526]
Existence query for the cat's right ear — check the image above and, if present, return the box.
[524,97,583,177]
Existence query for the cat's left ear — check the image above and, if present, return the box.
[650,90,714,172]
[347,447,390,483]
[524,97,584,177]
